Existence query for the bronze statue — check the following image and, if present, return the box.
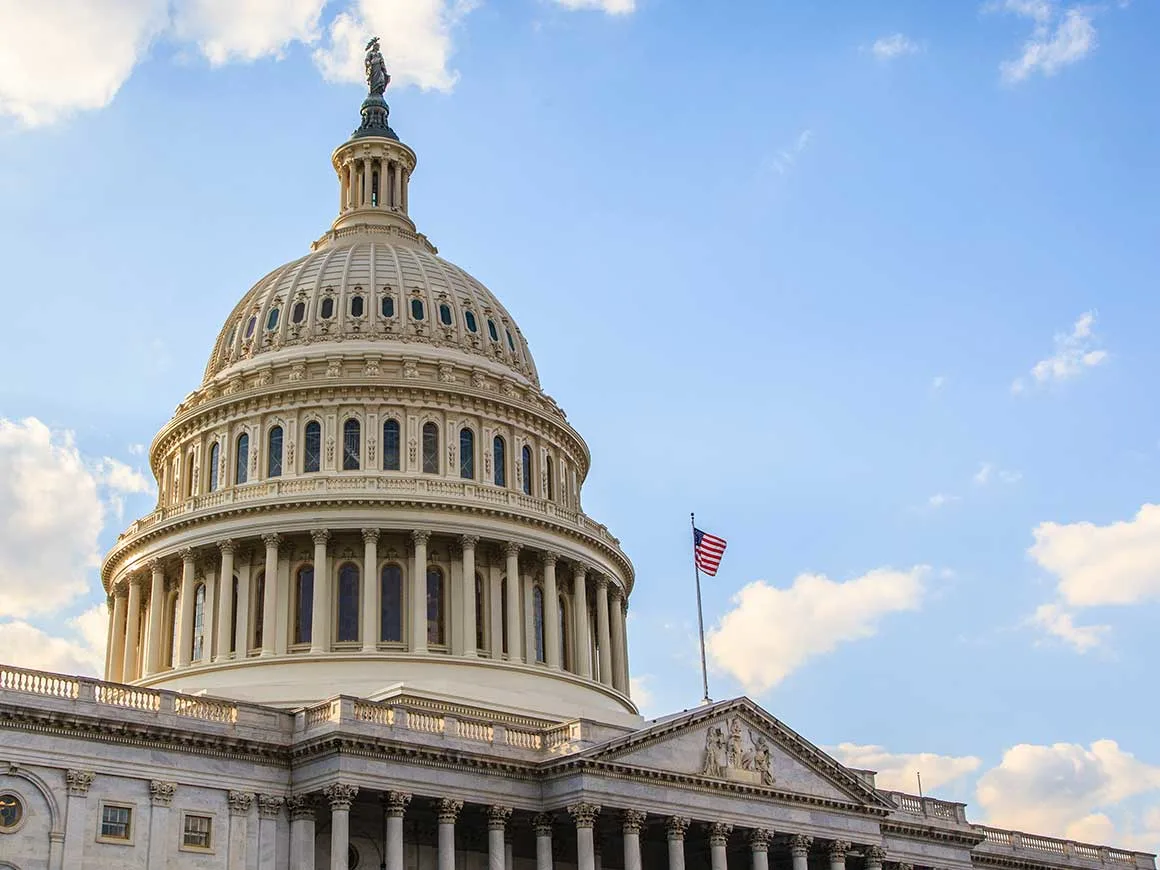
[365,37,390,96]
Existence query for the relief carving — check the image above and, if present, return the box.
[701,716,775,786]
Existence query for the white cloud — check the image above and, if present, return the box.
[931,375,947,391]
[928,493,961,509]
[551,0,635,13]
[767,129,813,176]
[829,743,981,792]
[128,443,148,455]
[706,566,928,694]
[1029,603,1110,652]
[977,740,1160,843]
[630,674,656,716]
[973,461,1022,486]
[990,1,1099,83]
[870,33,922,61]
[1030,503,1160,608]
[173,0,327,66]
[1012,311,1107,393]
[0,0,168,127]
[0,605,108,677]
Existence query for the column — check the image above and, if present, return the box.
[287,796,316,870]
[108,586,128,682]
[339,162,347,212]
[595,576,612,686]
[62,771,95,868]
[177,549,197,667]
[384,792,410,870]
[148,781,176,868]
[708,823,732,870]
[145,560,166,676]
[216,540,236,661]
[789,835,813,870]
[275,548,290,656]
[533,813,553,870]
[569,803,600,870]
[228,791,254,870]
[609,588,627,691]
[666,817,689,870]
[828,840,851,870]
[361,529,380,652]
[261,535,280,656]
[864,845,885,870]
[236,558,252,657]
[401,167,409,212]
[258,796,285,870]
[437,798,462,870]
[504,543,523,662]
[487,806,512,870]
[542,553,560,669]
[461,535,479,656]
[104,598,115,680]
[411,530,430,653]
[489,566,503,659]
[622,810,646,870]
[572,564,592,679]
[310,530,330,654]
[749,829,770,870]
[394,163,403,209]
[361,158,371,207]
[324,784,358,870]
[123,575,143,682]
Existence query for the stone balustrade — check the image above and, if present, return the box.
[883,790,969,823]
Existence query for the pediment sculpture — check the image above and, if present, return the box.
[701,716,775,786]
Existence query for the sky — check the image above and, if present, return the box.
[1,0,1158,853]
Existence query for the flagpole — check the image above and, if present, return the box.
[691,512,712,705]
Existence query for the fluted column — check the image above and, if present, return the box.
[572,564,592,678]
[488,806,511,870]
[666,816,689,870]
[235,557,252,657]
[287,796,316,870]
[216,540,235,661]
[123,575,143,681]
[227,791,254,870]
[412,530,430,653]
[622,810,646,870]
[569,803,600,870]
[310,530,330,654]
[361,529,380,652]
[609,588,627,691]
[709,823,732,870]
[789,834,812,870]
[828,840,851,870]
[62,771,95,868]
[533,813,554,870]
[864,845,885,870]
[543,553,560,669]
[595,576,612,685]
[324,784,358,870]
[437,798,462,870]
[258,795,285,870]
[259,535,280,656]
[384,792,410,870]
[108,586,128,681]
[177,550,197,667]
[749,829,770,870]
[461,535,479,656]
[504,542,523,662]
[144,560,166,675]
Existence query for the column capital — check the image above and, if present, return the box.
[436,798,462,824]
[148,558,164,575]
[180,547,196,563]
[895,863,914,870]
[311,529,331,546]
[412,529,431,546]
[324,783,358,811]
[219,538,236,555]
[621,809,647,834]
[532,813,554,836]
[568,802,600,829]
[789,834,814,856]
[228,791,254,816]
[150,780,176,807]
[361,528,381,544]
[128,573,147,589]
[572,562,589,580]
[749,828,771,852]
[65,770,95,796]
[286,794,316,821]
[262,533,282,549]
[540,550,560,567]
[383,791,411,817]
[828,840,852,859]
[504,541,521,558]
[864,846,886,863]
[666,816,690,841]
[708,822,733,846]
[460,534,480,550]
[258,795,285,819]
[114,581,129,599]
[609,584,624,602]
[487,805,512,830]
[593,574,609,591]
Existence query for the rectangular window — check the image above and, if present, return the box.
[100,804,132,841]
[182,814,213,850]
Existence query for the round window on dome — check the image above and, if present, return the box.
[0,793,23,832]
[291,301,306,324]
[245,316,257,339]
[411,299,425,321]
[381,296,395,318]
[266,308,280,331]
[487,319,499,342]
[439,304,452,326]
[464,311,478,333]
[321,298,335,319]
[351,296,365,318]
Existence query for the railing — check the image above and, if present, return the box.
[173,695,237,723]
[885,791,965,823]
[96,685,162,711]
[407,710,444,734]
[0,668,79,698]
[973,826,1142,864]
[507,727,542,750]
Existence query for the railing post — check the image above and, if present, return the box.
[1012,833,1024,850]
[159,693,177,714]
[337,697,355,722]
[77,679,97,702]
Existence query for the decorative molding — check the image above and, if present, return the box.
[257,794,285,819]
[383,791,411,817]
[261,533,281,549]
[411,530,431,547]
[865,845,887,864]
[286,795,315,821]
[64,770,94,796]
[227,791,254,816]
[621,809,647,835]
[218,539,236,555]
[790,834,814,856]
[532,813,554,837]
[666,816,690,840]
[487,805,512,830]
[150,780,176,807]
[701,715,775,786]
[708,821,733,846]
[361,528,381,544]
[567,802,600,829]
[459,534,479,550]
[436,798,462,824]
[324,783,358,811]
[828,840,852,860]
[311,529,331,546]
[749,828,771,852]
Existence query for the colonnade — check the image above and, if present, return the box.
[104,528,631,695]
[339,155,408,212]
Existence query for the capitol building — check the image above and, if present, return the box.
[0,53,1154,870]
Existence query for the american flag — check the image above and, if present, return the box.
[693,528,728,576]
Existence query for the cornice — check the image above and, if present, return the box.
[882,819,986,848]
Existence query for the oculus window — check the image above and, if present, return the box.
[0,794,22,831]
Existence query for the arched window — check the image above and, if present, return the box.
[559,596,571,671]
[342,419,361,471]
[500,578,509,655]
[267,426,283,478]
[411,298,425,320]
[383,419,401,471]
[521,445,533,495]
[253,572,265,650]
[439,303,453,326]
[184,450,195,498]
[294,566,314,645]
[427,567,446,646]
[459,428,475,479]
[229,576,239,653]
[320,297,335,319]
[208,442,220,492]
[303,421,321,473]
[235,434,249,485]
[533,586,546,663]
[336,563,359,643]
[493,436,506,487]
[545,455,554,502]
[422,423,439,474]
[192,583,206,661]
[464,311,478,333]
[292,301,306,324]
[381,295,395,318]
[474,572,487,653]
[487,319,499,342]
[380,564,403,643]
[266,308,280,331]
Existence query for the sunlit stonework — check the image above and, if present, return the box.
[0,43,1153,870]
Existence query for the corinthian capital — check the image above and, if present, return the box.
[789,834,813,856]
[227,791,254,815]
[437,798,463,824]
[323,783,358,811]
[65,770,94,796]
[459,534,480,550]
[411,529,431,547]
[383,791,411,817]
[708,822,732,846]
[666,816,690,840]
[828,840,852,860]
[258,795,285,819]
[262,533,281,549]
[150,781,176,807]
[532,813,554,836]
[285,795,315,821]
[540,550,560,567]
[310,529,330,546]
[218,538,236,555]
[567,802,600,829]
[361,528,381,544]
[487,805,512,830]
[504,541,521,558]
[749,828,771,852]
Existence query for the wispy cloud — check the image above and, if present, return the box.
[766,129,814,177]
[927,492,961,510]
[1029,603,1110,653]
[974,461,1022,486]
[987,0,1099,83]
[1012,311,1107,393]
[869,33,923,61]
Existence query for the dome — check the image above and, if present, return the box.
[204,240,541,390]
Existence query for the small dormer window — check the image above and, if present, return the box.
[321,298,335,319]
[439,304,452,326]
[292,301,306,324]
[382,296,395,318]
[266,308,280,331]
[464,311,478,333]
[411,299,425,321]
[487,319,499,342]
[245,316,257,339]
[351,296,365,318]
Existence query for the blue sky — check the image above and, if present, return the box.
[1,0,1158,850]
